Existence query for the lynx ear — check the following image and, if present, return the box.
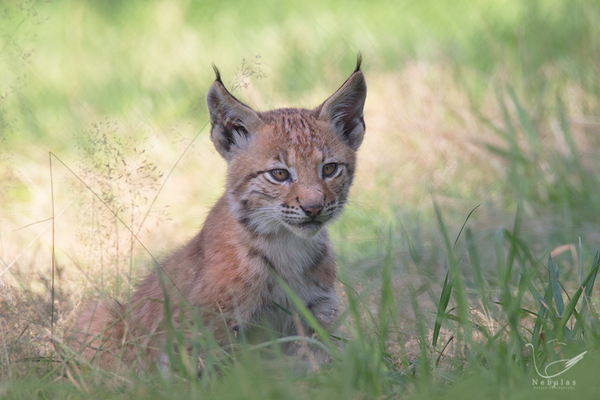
[207,66,261,161]
[317,58,367,151]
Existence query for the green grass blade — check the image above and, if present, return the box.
[336,277,380,334]
[453,204,481,249]
[431,199,472,349]
[504,202,523,282]
[556,93,581,167]
[494,229,507,293]
[571,252,599,337]
[378,227,396,356]
[397,216,421,264]
[530,281,555,351]
[496,87,524,190]
[408,283,430,381]
[432,271,452,349]
[548,256,565,317]
[557,254,600,333]
[466,227,489,317]
[507,86,538,155]
[584,252,600,303]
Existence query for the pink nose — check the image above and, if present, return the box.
[301,204,323,217]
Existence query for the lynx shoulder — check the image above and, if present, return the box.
[74,57,367,370]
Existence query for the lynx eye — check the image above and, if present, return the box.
[269,168,290,182]
[322,163,338,178]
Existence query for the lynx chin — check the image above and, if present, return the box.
[73,56,367,371]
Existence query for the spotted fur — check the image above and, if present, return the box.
[74,57,367,371]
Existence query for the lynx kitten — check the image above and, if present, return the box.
[75,57,367,370]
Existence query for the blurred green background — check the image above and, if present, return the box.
[2,0,599,252]
[2,0,598,147]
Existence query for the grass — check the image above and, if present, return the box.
[2,0,600,398]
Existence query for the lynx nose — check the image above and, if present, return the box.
[300,204,323,217]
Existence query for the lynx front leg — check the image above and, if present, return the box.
[290,293,340,367]
[306,292,339,330]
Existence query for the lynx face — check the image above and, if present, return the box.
[207,59,367,239]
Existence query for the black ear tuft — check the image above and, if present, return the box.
[354,53,362,73]
[317,60,367,151]
[212,64,223,84]
[206,77,261,161]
